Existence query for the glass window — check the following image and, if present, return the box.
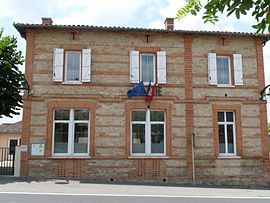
[131,109,165,156]
[150,111,165,122]
[132,124,145,153]
[74,123,88,153]
[141,54,155,83]
[74,109,89,120]
[66,51,81,82]
[151,124,164,153]
[54,123,69,153]
[217,56,230,85]
[132,111,146,121]
[217,111,236,156]
[53,109,90,156]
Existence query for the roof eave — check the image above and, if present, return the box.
[13,23,270,39]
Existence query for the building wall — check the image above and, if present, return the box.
[0,133,21,148]
[21,28,270,186]
[0,133,21,162]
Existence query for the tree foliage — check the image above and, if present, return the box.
[176,0,270,33]
[0,28,24,118]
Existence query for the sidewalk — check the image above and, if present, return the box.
[0,177,270,198]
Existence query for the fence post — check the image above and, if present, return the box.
[14,146,21,177]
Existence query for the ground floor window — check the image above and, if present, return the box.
[218,111,236,155]
[131,109,165,156]
[52,109,90,156]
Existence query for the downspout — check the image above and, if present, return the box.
[191,133,196,186]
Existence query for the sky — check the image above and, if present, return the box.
[0,0,270,124]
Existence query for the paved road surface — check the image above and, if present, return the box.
[0,192,270,203]
[0,177,270,203]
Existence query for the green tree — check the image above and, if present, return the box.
[0,28,24,118]
[268,123,270,135]
[176,0,270,33]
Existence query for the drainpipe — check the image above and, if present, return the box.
[191,133,196,186]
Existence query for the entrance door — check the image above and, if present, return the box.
[9,139,18,155]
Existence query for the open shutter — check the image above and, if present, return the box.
[233,54,243,85]
[130,51,139,83]
[53,48,64,82]
[82,48,91,82]
[157,51,166,84]
[208,53,217,85]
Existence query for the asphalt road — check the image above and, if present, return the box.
[0,177,270,203]
[0,193,270,203]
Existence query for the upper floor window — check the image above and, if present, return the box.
[52,109,90,156]
[141,54,155,83]
[66,51,81,82]
[208,53,243,86]
[217,56,231,85]
[131,109,166,156]
[53,48,91,83]
[218,111,236,156]
[130,50,166,84]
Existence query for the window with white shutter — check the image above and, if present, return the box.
[53,48,64,82]
[82,49,91,82]
[157,51,166,84]
[233,54,243,85]
[208,52,243,86]
[208,53,217,85]
[130,51,140,83]
[53,48,92,83]
[130,50,167,84]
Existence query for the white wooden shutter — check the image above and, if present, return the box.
[82,48,91,82]
[157,51,167,84]
[53,48,64,82]
[208,53,217,85]
[130,50,139,83]
[233,54,243,85]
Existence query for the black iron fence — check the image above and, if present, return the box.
[0,147,15,175]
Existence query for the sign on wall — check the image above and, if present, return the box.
[31,144,45,156]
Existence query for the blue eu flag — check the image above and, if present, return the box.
[127,81,146,98]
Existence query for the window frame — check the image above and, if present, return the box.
[217,111,237,156]
[216,55,232,86]
[52,108,90,157]
[140,53,156,85]
[64,51,82,84]
[130,109,166,157]
[213,105,243,158]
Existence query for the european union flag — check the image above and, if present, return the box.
[127,81,146,98]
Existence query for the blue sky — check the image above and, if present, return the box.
[0,0,270,124]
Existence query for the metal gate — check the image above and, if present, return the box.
[0,147,15,175]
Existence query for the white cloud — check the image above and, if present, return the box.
[54,0,145,26]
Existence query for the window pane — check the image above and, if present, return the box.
[218,124,225,153]
[151,124,164,153]
[132,111,146,121]
[54,123,69,153]
[67,52,81,81]
[227,124,234,153]
[132,124,145,153]
[226,112,234,122]
[217,57,230,84]
[150,111,164,122]
[74,123,88,153]
[141,55,154,83]
[218,112,224,122]
[74,109,89,120]
[54,109,70,120]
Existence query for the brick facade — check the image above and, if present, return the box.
[14,19,270,186]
